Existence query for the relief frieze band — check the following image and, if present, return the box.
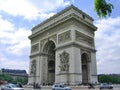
[58,30,71,44]
[31,43,39,53]
[75,31,94,47]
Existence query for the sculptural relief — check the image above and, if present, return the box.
[30,60,36,75]
[59,51,69,72]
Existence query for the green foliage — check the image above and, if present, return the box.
[0,74,13,82]
[98,74,120,84]
[14,77,28,85]
[0,73,28,85]
[94,0,114,18]
[22,77,28,85]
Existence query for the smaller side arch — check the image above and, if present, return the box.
[81,53,89,84]
[81,51,91,62]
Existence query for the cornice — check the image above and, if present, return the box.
[31,5,93,31]
[29,5,97,39]
[29,13,97,39]
[30,52,54,58]
[29,14,73,39]
[73,13,97,30]
[55,41,96,52]
[56,72,82,76]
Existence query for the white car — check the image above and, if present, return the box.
[99,83,113,89]
[52,84,71,90]
[1,83,24,90]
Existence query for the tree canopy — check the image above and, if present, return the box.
[0,73,28,85]
[98,74,120,84]
[94,0,114,17]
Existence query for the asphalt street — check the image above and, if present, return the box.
[23,85,120,90]
[1,85,120,90]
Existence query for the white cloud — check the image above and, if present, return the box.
[0,16,30,73]
[6,28,31,55]
[0,52,29,73]
[0,0,39,20]
[95,16,120,74]
[0,0,72,20]
[0,15,14,32]
[0,16,31,55]
[39,12,55,19]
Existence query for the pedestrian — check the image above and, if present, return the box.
[88,83,95,89]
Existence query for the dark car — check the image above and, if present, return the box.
[99,83,113,89]
[1,83,24,90]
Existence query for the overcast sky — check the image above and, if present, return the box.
[0,0,120,74]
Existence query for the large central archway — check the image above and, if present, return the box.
[43,40,55,84]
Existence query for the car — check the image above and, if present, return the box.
[1,83,24,90]
[99,83,113,89]
[52,84,71,90]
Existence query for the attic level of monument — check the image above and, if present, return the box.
[28,5,98,85]
[30,5,97,38]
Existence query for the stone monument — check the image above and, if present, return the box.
[28,5,98,85]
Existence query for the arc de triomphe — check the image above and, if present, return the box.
[28,5,98,85]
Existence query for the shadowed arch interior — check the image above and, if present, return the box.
[81,53,89,84]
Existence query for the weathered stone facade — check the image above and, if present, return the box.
[28,5,98,85]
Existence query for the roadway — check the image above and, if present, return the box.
[0,85,120,90]
[23,85,120,90]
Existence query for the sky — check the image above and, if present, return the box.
[0,0,120,74]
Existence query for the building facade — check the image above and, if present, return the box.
[1,68,28,79]
[28,5,98,85]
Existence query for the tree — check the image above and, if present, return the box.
[98,74,120,84]
[0,74,13,82]
[94,0,114,17]
[98,75,111,83]
[0,74,28,84]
